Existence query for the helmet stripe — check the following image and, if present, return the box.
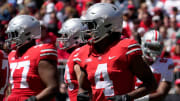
[155,30,158,41]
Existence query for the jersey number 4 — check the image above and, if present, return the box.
[10,60,30,89]
[95,63,115,96]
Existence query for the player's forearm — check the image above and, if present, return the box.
[35,85,59,101]
[134,91,167,101]
[74,64,82,85]
[148,81,171,101]
[128,79,157,99]
[134,83,170,101]
[127,86,152,100]
[148,92,167,101]
[78,68,88,91]
[36,60,59,100]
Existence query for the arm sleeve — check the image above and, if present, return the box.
[126,40,142,63]
[40,44,57,61]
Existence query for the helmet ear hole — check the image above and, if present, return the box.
[31,17,35,21]
[27,38,31,40]
[112,6,117,11]
[25,32,31,36]
[73,36,79,40]
[24,32,31,41]
[104,24,112,28]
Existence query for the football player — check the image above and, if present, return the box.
[5,15,59,101]
[0,49,9,101]
[58,18,90,101]
[75,3,157,101]
[134,30,174,101]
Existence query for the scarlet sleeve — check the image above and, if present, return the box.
[40,44,57,61]
[126,39,142,57]
[124,39,142,65]
[62,47,84,68]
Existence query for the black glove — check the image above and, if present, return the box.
[107,94,132,101]
[77,91,90,101]
[25,96,37,101]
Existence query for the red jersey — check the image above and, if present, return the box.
[0,50,9,101]
[64,48,81,101]
[7,44,57,101]
[75,39,142,101]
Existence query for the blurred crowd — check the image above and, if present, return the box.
[0,0,180,101]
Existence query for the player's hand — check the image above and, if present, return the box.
[25,96,37,101]
[77,91,90,101]
[107,94,132,101]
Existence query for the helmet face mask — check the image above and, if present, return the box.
[82,18,106,40]
[5,15,41,49]
[143,43,163,62]
[141,30,163,62]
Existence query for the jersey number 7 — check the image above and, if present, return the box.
[10,60,30,89]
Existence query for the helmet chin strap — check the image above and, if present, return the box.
[92,32,109,44]
[15,39,23,48]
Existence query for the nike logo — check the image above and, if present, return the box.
[108,56,116,60]
[24,56,29,59]
[11,57,15,61]
[73,53,79,57]
[85,58,92,62]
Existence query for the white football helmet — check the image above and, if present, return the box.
[57,18,87,50]
[141,30,163,62]
[5,15,41,49]
[81,3,123,42]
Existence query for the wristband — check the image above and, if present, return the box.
[134,95,149,101]
[25,96,37,101]
[107,94,132,101]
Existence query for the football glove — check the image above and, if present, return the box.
[134,95,149,101]
[107,94,132,101]
[77,91,90,101]
[25,96,37,101]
